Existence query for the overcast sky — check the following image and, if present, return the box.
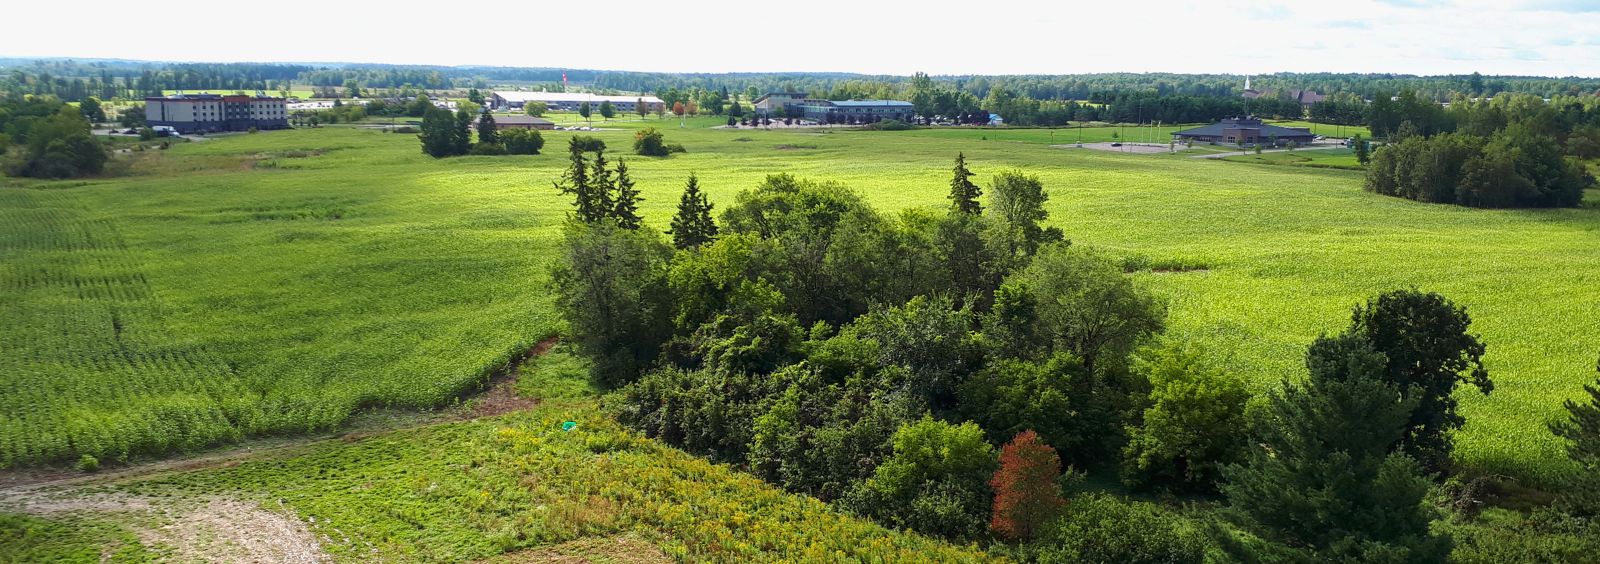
[5,0,1599,77]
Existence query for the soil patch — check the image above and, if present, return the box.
[0,493,330,563]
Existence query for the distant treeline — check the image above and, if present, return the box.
[4,58,1599,104]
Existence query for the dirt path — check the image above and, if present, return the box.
[6,493,331,562]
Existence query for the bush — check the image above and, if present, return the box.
[1020,493,1210,564]
[866,119,913,131]
[843,417,997,539]
[76,454,99,472]
[635,127,671,157]
[1121,342,1249,492]
[501,128,545,155]
[392,126,418,134]
[247,127,259,134]
[469,142,507,156]
[666,143,687,154]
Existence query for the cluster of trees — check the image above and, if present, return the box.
[1365,93,1598,208]
[551,152,1600,560]
[418,108,542,157]
[1,96,107,178]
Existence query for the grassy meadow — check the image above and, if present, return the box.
[2,119,1598,491]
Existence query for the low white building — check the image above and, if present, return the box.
[491,91,665,113]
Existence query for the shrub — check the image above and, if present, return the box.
[247,127,259,134]
[990,430,1065,540]
[501,128,545,155]
[1121,342,1249,492]
[843,416,997,539]
[76,454,99,472]
[666,143,687,154]
[1020,493,1210,564]
[392,126,418,134]
[635,127,670,157]
[469,142,507,156]
[867,119,913,131]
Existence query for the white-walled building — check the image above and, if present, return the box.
[145,94,289,133]
[490,91,665,113]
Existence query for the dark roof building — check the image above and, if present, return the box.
[494,115,556,130]
[1172,117,1315,146]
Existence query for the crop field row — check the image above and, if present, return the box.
[1,123,1596,486]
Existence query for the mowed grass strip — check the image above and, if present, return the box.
[1,124,1596,486]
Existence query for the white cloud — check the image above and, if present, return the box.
[2,0,1598,77]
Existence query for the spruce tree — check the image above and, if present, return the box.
[669,173,718,249]
[950,153,982,214]
[476,112,498,145]
[555,138,597,221]
[452,108,473,155]
[1221,333,1448,562]
[590,149,615,222]
[612,159,643,229]
[1552,358,1600,471]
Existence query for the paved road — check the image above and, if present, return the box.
[1190,144,1347,159]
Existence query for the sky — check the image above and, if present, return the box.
[5,0,1600,77]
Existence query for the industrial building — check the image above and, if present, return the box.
[490,92,665,113]
[1171,117,1315,146]
[144,93,289,133]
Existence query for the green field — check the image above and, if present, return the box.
[1220,147,1364,169]
[3,123,1598,489]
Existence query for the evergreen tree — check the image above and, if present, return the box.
[590,148,616,222]
[949,153,982,214]
[669,173,718,249]
[476,112,498,145]
[612,159,643,229]
[555,138,600,221]
[1551,357,1600,472]
[452,108,473,155]
[1221,333,1449,562]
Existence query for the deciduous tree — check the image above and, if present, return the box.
[990,430,1066,540]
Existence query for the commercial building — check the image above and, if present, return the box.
[755,94,915,122]
[144,94,289,133]
[490,92,665,113]
[752,92,807,113]
[1171,117,1315,146]
[494,115,556,130]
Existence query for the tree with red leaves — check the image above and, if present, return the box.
[990,430,1066,540]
